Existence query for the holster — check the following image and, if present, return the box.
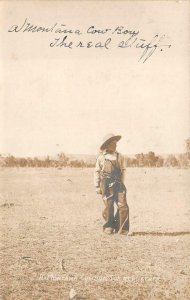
[100,176,114,201]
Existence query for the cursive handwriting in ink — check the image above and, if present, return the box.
[118,34,171,63]
[87,26,112,34]
[8,19,172,62]
[112,26,139,36]
[76,38,111,49]
[118,32,139,48]
[8,18,57,33]
[8,18,27,33]
[50,36,112,50]
[50,36,73,49]
[137,35,171,63]
[55,24,82,35]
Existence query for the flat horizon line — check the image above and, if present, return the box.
[0,152,186,158]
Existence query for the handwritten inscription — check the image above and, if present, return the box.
[8,18,172,63]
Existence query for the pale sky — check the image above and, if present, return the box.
[0,1,190,156]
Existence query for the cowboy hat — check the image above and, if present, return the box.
[100,133,121,150]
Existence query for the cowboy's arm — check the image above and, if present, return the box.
[120,154,127,184]
[94,156,101,189]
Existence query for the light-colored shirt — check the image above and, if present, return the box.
[94,150,126,187]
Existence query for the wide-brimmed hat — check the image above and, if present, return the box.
[100,133,121,150]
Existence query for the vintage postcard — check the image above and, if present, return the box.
[0,1,190,299]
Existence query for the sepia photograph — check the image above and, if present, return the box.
[0,1,190,299]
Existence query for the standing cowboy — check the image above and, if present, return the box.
[94,133,129,235]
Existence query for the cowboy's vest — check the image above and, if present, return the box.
[100,152,122,182]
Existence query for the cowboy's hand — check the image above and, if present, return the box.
[96,187,102,195]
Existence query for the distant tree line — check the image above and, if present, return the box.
[1,138,190,169]
[125,152,189,168]
[125,138,190,168]
[0,152,94,168]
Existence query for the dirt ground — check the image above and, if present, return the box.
[0,167,190,300]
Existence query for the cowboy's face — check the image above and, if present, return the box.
[106,140,117,153]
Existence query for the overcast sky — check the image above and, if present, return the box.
[0,1,189,156]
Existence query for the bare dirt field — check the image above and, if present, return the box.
[0,167,190,300]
